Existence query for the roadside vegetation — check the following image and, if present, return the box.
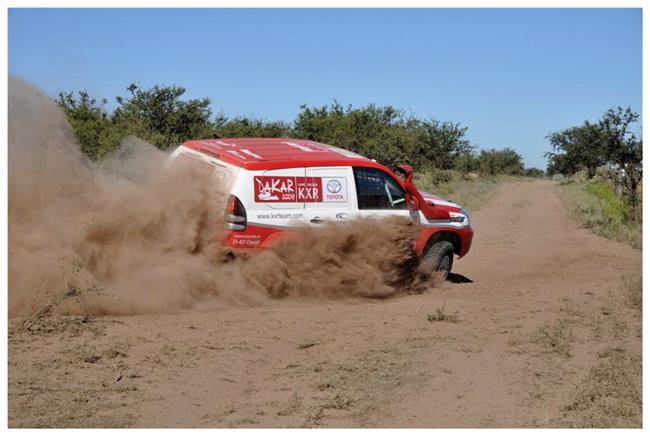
[57,83,543,187]
[544,110,642,424]
[558,176,642,249]
[546,107,642,247]
[413,170,506,211]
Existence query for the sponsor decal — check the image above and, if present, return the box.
[254,176,323,203]
[335,212,350,220]
[323,177,348,202]
[448,212,468,224]
[327,179,342,193]
[230,233,262,247]
[256,212,304,220]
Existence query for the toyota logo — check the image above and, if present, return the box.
[327,179,342,193]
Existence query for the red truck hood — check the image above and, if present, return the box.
[418,190,462,212]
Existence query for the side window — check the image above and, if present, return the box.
[353,167,407,210]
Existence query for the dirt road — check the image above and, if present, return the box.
[8,180,642,428]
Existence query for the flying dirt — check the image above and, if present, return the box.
[8,78,641,429]
[8,77,432,318]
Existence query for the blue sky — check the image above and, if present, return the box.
[9,8,642,169]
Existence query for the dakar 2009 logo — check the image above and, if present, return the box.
[254,176,322,203]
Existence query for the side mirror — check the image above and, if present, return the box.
[397,163,450,221]
[396,164,414,183]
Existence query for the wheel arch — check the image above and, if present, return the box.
[425,230,462,256]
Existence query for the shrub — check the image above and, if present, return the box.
[559,180,641,249]
[478,148,524,176]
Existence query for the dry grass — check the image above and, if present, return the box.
[304,345,420,426]
[536,318,574,358]
[559,347,641,428]
[547,273,642,428]
[624,273,642,310]
[16,265,105,334]
[413,172,513,212]
[427,303,460,323]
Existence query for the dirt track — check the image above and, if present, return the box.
[8,179,641,428]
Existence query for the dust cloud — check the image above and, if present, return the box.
[8,77,433,318]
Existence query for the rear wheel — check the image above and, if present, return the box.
[423,240,454,280]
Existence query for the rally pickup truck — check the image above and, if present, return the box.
[169,138,473,278]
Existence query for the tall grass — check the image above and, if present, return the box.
[558,179,642,249]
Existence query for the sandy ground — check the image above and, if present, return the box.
[8,180,642,428]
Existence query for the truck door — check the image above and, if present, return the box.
[304,166,355,225]
[351,166,414,221]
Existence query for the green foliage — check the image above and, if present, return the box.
[599,107,643,220]
[294,102,420,169]
[525,167,546,178]
[113,83,214,150]
[546,121,606,177]
[213,114,291,138]
[559,179,641,248]
[58,83,528,180]
[477,147,524,176]
[293,101,484,171]
[417,118,476,171]
[545,106,642,221]
[427,168,462,186]
[56,91,124,160]
[584,182,627,222]
[57,84,215,159]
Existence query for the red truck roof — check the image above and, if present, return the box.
[181,137,383,171]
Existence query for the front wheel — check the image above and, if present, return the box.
[423,240,454,280]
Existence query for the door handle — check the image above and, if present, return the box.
[310,216,324,224]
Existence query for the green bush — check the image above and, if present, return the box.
[546,107,642,221]
[525,167,546,178]
[559,180,641,248]
[57,83,528,179]
[477,148,524,176]
[428,169,462,186]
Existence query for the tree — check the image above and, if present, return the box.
[293,101,474,170]
[545,121,607,177]
[544,106,642,221]
[113,83,214,149]
[56,91,124,160]
[417,119,475,170]
[598,107,642,220]
[57,83,532,180]
[478,148,524,176]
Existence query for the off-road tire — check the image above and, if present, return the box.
[423,240,454,280]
